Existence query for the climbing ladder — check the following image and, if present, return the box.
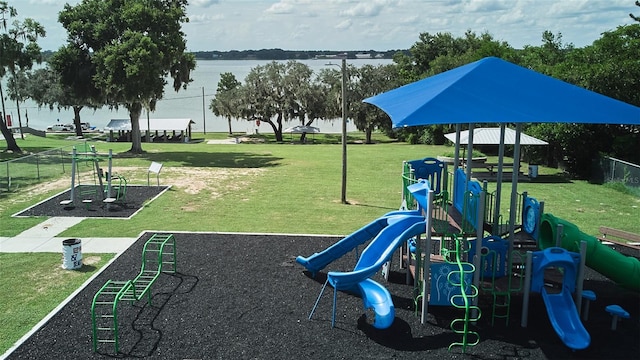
[91,280,135,352]
[91,233,176,353]
[445,234,481,353]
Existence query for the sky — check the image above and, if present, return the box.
[16,0,640,52]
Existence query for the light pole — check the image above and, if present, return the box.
[325,58,348,203]
[339,58,347,204]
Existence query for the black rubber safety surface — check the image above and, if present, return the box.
[5,232,639,359]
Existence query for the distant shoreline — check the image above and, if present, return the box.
[41,49,406,62]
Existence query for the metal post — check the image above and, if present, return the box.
[202,86,207,134]
[340,58,347,204]
[70,147,77,202]
[493,124,506,233]
[555,224,564,248]
[472,190,486,320]
[465,123,474,184]
[575,240,587,314]
[521,251,533,327]
[421,189,434,323]
[507,123,522,287]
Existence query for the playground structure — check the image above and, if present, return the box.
[297,155,639,353]
[59,144,128,209]
[91,233,176,353]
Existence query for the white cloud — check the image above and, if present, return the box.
[340,0,397,17]
[189,13,225,24]
[27,0,65,5]
[463,0,509,12]
[335,19,353,30]
[191,0,220,7]
[265,2,294,14]
[18,0,638,52]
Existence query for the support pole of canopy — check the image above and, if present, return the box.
[453,124,462,206]
[493,124,507,234]
[472,189,486,320]
[454,124,461,170]
[465,123,474,184]
[507,123,523,283]
[421,189,434,324]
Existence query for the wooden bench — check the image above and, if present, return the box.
[598,226,640,250]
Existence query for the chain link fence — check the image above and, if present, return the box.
[603,156,640,188]
[0,142,90,193]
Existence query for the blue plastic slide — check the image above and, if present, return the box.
[327,216,426,329]
[531,247,590,350]
[296,210,421,276]
[541,287,590,350]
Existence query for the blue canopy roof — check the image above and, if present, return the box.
[363,57,640,128]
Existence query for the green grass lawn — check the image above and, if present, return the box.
[0,253,112,352]
[1,132,638,354]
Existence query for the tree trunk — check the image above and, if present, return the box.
[274,113,283,142]
[0,111,21,153]
[73,106,84,137]
[227,116,232,135]
[128,102,144,153]
[0,84,20,152]
[365,127,373,144]
[14,98,24,140]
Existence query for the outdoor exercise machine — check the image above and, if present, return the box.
[59,145,127,208]
[91,233,176,353]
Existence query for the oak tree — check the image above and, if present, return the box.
[58,0,195,153]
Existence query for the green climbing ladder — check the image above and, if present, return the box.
[445,234,481,353]
[91,233,176,353]
[90,280,135,352]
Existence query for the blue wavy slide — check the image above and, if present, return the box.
[295,209,421,276]
[541,287,590,350]
[302,215,426,329]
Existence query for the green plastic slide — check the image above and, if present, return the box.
[539,213,640,291]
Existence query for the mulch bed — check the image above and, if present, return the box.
[14,185,169,219]
[5,231,639,359]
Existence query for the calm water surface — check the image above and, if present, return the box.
[7,59,393,133]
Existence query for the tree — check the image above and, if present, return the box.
[631,1,640,22]
[390,30,515,145]
[47,43,103,137]
[22,67,63,113]
[58,0,195,153]
[0,1,45,152]
[524,24,640,176]
[210,72,241,135]
[241,61,314,142]
[351,64,399,143]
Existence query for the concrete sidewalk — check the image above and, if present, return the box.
[0,217,136,253]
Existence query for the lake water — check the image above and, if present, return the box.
[6,58,393,134]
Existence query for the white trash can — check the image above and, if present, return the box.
[528,165,539,179]
[62,238,83,270]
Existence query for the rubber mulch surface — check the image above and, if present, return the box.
[5,231,639,359]
[14,185,169,218]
